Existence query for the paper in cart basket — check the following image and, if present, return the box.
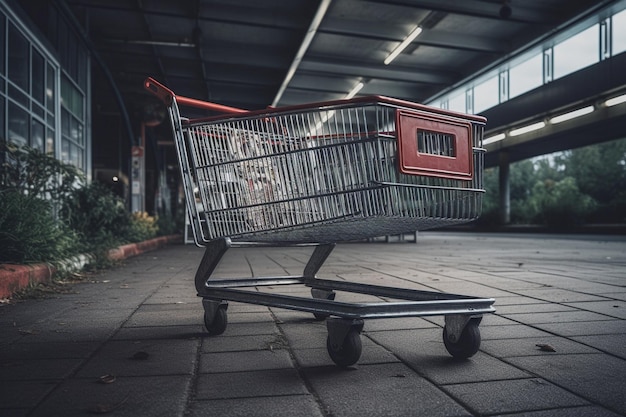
[203,125,320,232]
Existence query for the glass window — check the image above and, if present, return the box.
[509,53,543,99]
[61,76,83,117]
[0,100,4,140]
[448,92,466,113]
[31,119,44,151]
[32,49,45,105]
[0,15,5,75]
[46,63,55,112]
[70,116,80,142]
[614,9,626,55]
[8,23,29,92]
[8,84,28,107]
[60,74,85,169]
[46,128,54,154]
[61,138,70,163]
[553,25,599,79]
[61,108,70,136]
[8,102,29,147]
[473,75,499,113]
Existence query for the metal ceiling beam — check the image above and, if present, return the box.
[272,0,332,106]
[67,0,305,31]
[363,0,560,24]
[320,17,509,54]
[299,56,457,84]
[135,0,168,84]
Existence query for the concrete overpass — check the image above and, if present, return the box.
[480,53,626,223]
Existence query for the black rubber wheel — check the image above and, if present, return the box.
[443,320,481,359]
[327,329,362,367]
[204,307,228,336]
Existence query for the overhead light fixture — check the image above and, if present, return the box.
[483,133,506,145]
[384,26,423,65]
[509,121,545,136]
[604,94,626,107]
[310,81,364,133]
[549,106,594,124]
[345,82,364,99]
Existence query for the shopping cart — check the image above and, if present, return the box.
[145,77,495,367]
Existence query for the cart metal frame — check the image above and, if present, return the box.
[145,77,495,367]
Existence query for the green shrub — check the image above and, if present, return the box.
[126,211,158,242]
[155,211,184,236]
[61,182,131,251]
[0,190,79,263]
[530,177,597,228]
[0,142,82,203]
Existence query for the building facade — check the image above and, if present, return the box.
[1,0,91,180]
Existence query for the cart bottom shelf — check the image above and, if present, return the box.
[206,215,477,243]
[194,238,495,367]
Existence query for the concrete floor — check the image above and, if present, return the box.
[1,232,625,416]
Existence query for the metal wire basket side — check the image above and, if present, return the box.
[180,101,485,244]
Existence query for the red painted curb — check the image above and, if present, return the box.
[0,235,182,299]
[0,263,55,299]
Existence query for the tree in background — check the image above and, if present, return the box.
[561,139,626,223]
[480,137,626,227]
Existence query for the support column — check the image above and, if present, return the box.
[498,151,510,224]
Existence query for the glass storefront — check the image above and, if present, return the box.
[0,2,89,174]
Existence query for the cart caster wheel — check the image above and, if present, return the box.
[327,329,362,367]
[313,312,329,321]
[443,320,481,359]
[311,288,335,321]
[204,306,228,336]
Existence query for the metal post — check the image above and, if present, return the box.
[498,151,510,224]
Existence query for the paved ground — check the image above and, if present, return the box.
[1,232,625,417]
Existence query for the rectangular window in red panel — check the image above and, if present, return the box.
[396,110,473,181]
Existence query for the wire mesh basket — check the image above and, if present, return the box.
[158,88,485,244]
[145,78,494,368]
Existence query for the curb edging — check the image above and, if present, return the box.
[0,234,183,299]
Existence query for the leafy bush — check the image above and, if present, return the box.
[60,181,131,252]
[0,190,79,263]
[155,210,184,236]
[0,142,82,203]
[126,211,158,242]
[530,177,596,228]
[1,143,83,263]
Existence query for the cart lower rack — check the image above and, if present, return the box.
[145,77,495,367]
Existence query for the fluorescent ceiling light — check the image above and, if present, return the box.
[384,26,423,65]
[312,110,336,133]
[311,81,363,133]
[605,94,626,107]
[345,82,364,99]
[549,106,594,124]
[509,121,545,136]
[483,133,506,145]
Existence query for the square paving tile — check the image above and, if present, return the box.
[303,363,472,417]
[199,349,294,373]
[28,375,191,417]
[75,339,200,377]
[195,368,309,400]
[187,395,324,417]
[506,353,626,414]
[571,334,626,359]
[442,378,589,415]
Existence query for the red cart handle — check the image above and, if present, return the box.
[144,77,247,114]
